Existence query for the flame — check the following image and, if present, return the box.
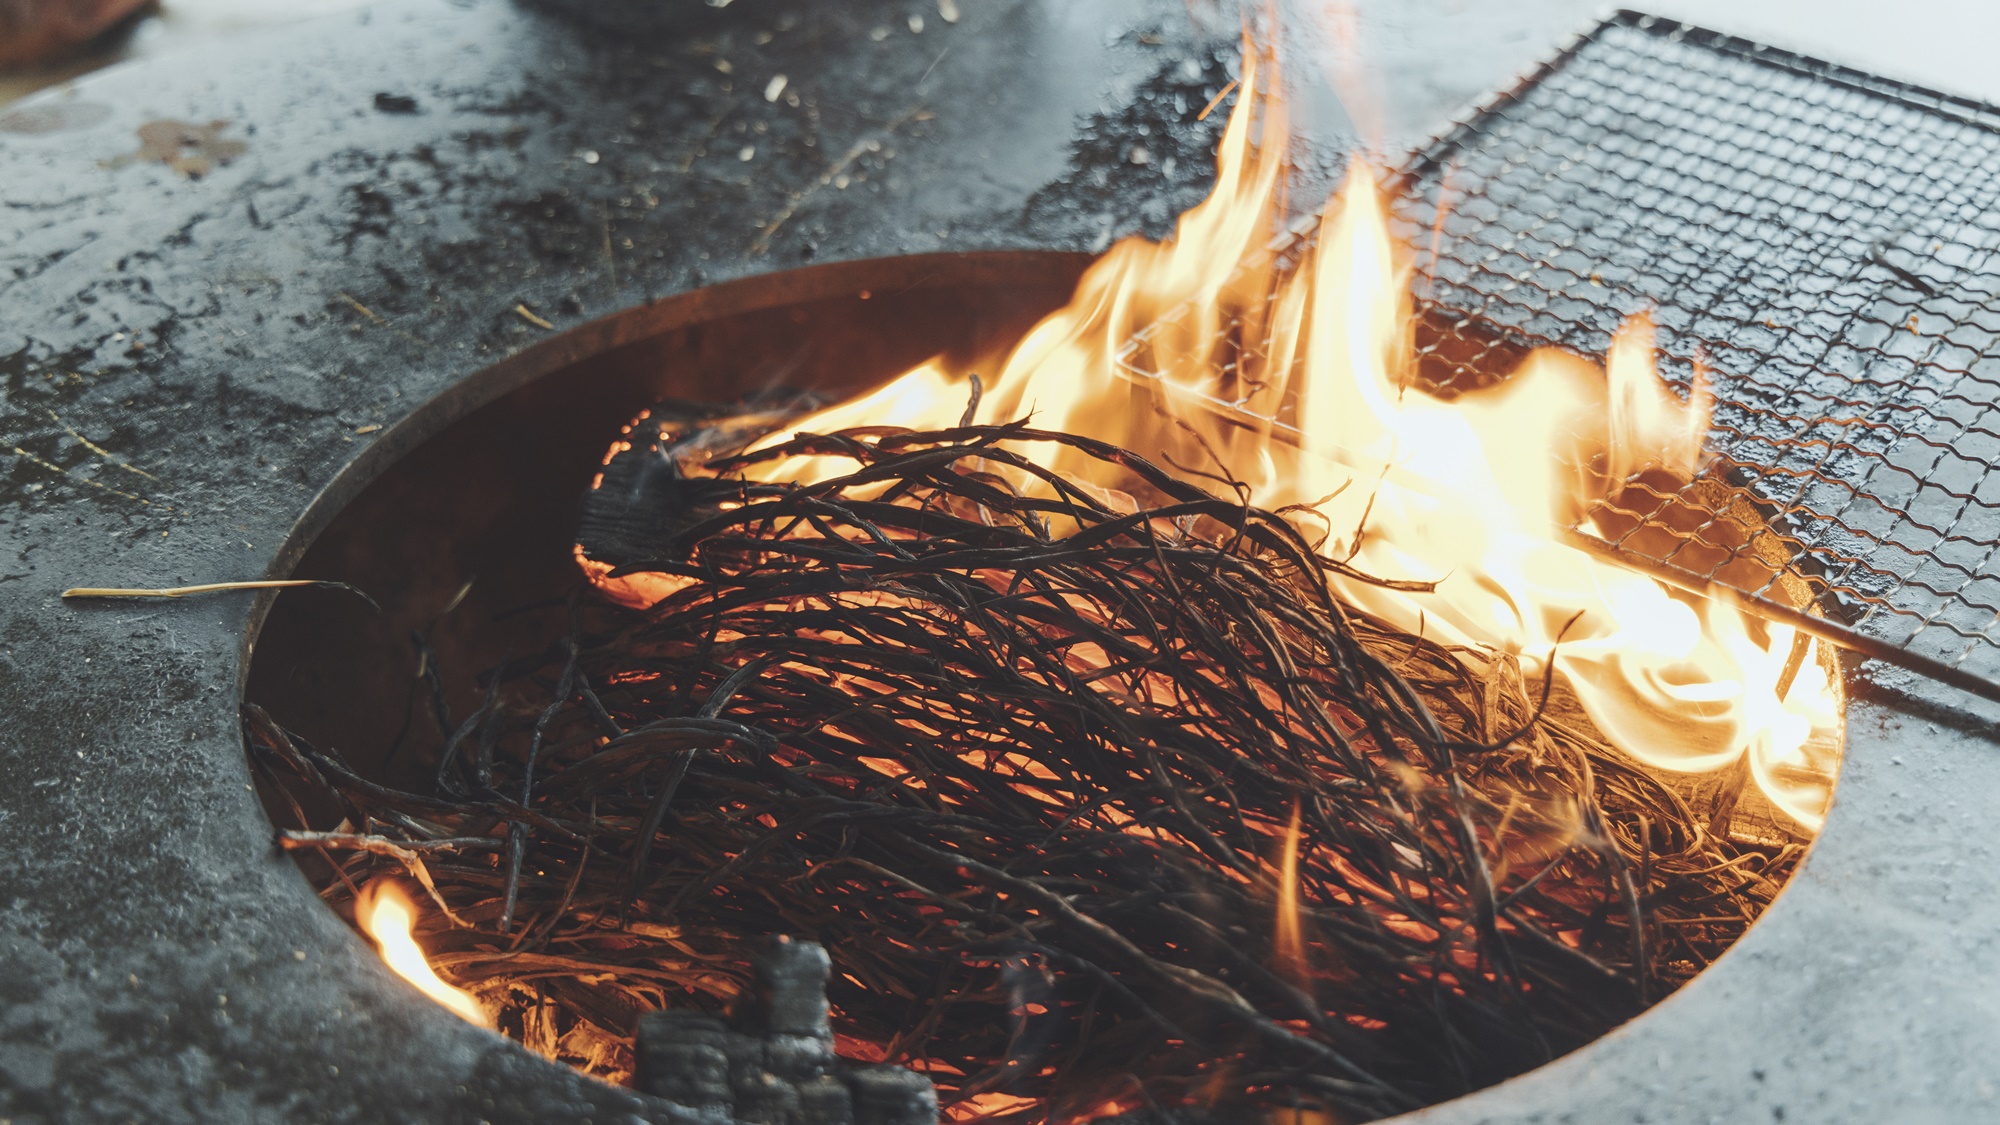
[357,881,491,1028]
[617,48,1840,829]
[1274,798,1308,985]
[1605,313,1711,486]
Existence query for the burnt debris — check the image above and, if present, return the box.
[251,411,1801,1122]
[635,937,937,1125]
[577,393,825,571]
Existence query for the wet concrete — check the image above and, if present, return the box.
[4,0,2000,1123]
[0,2,1262,1120]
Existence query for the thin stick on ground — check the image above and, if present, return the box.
[64,579,377,607]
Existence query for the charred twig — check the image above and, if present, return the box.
[251,417,1800,1120]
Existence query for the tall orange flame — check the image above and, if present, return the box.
[357,881,491,1028]
[623,49,1841,829]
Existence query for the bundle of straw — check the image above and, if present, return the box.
[252,416,1796,1122]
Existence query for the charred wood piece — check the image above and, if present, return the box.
[577,393,825,569]
[636,938,936,1125]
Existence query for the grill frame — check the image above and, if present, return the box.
[1121,9,2000,706]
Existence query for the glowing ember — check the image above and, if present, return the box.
[357,880,490,1028]
[1273,798,1307,987]
[629,47,1841,829]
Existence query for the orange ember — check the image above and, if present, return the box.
[1273,798,1308,986]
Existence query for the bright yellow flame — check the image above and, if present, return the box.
[610,48,1841,830]
[1606,312,1711,486]
[357,881,491,1028]
[1276,171,1838,829]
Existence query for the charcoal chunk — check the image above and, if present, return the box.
[738,936,833,1041]
[797,1074,855,1125]
[732,1065,802,1125]
[847,1066,938,1125]
[765,1033,836,1080]
[635,939,932,1123]
[633,1011,735,1110]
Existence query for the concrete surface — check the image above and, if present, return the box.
[4,1,1999,1123]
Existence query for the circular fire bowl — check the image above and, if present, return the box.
[2,2,1995,1124]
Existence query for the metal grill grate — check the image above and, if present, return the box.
[1124,10,2000,705]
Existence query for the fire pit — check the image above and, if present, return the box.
[247,35,1851,1125]
[9,3,2000,1124]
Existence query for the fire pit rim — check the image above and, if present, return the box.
[240,250,1093,679]
[239,251,1850,1124]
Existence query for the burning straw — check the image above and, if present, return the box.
[249,416,1800,1122]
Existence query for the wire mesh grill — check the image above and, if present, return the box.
[1125,10,2000,704]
